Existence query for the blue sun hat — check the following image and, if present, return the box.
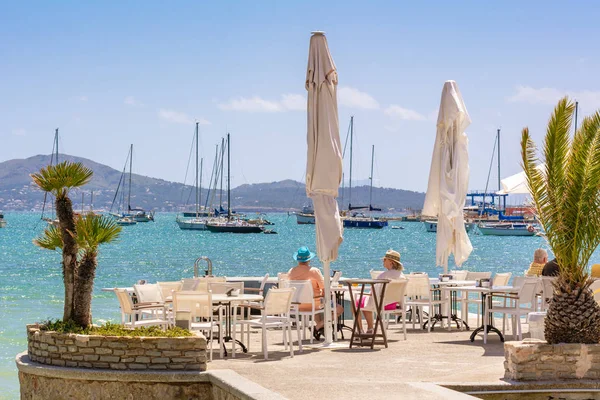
[293,246,316,262]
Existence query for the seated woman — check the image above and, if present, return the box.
[526,248,548,277]
[288,246,343,340]
[357,249,405,334]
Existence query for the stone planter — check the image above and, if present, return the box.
[504,339,600,381]
[26,324,207,371]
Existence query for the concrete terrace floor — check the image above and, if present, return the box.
[209,315,524,400]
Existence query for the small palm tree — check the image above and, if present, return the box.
[31,161,93,322]
[522,97,600,343]
[35,214,121,327]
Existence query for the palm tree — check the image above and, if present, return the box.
[35,214,121,327]
[31,161,93,322]
[521,97,600,343]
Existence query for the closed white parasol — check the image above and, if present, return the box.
[497,164,545,195]
[305,31,344,345]
[423,81,473,273]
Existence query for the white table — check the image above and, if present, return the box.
[458,285,517,342]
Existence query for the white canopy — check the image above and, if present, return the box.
[422,81,473,273]
[497,164,545,195]
[305,31,343,344]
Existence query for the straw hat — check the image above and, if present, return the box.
[383,249,403,268]
[293,246,316,262]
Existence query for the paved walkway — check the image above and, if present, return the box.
[210,316,521,399]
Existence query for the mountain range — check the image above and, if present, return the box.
[0,154,425,212]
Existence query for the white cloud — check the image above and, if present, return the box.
[338,87,379,109]
[158,109,210,125]
[124,96,143,107]
[280,94,306,111]
[508,86,600,110]
[218,93,306,112]
[384,105,426,121]
[11,128,26,136]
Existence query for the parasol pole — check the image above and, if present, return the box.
[323,259,333,344]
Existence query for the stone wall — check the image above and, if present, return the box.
[26,324,207,371]
[504,339,600,380]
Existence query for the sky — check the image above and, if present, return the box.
[2,1,599,193]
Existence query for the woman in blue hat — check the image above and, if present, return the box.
[288,246,343,340]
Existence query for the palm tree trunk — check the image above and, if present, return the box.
[56,196,78,322]
[73,251,97,328]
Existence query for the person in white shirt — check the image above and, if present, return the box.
[357,249,405,334]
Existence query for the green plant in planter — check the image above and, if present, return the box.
[32,161,121,328]
[521,97,600,343]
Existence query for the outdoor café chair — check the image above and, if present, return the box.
[237,287,296,360]
[134,283,168,320]
[283,280,324,345]
[173,290,223,361]
[157,281,182,301]
[484,278,538,343]
[540,277,556,311]
[405,273,448,332]
[370,270,384,279]
[114,288,169,329]
[240,273,269,318]
[380,279,409,340]
[462,271,492,326]
[450,270,469,280]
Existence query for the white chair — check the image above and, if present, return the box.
[173,291,223,361]
[277,273,289,288]
[240,274,269,318]
[332,271,342,285]
[380,279,409,340]
[157,281,182,300]
[461,271,492,326]
[493,272,512,286]
[181,278,200,291]
[450,270,469,281]
[370,270,384,279]
[114,289,169,329]
[540,277,556,311]
[237,287,296,360]
[208,281,244,295]
[484,278,539,343]
[284,280,324,345]
[134,283,168,320]
[405,274,448,332]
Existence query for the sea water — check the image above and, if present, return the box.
[0,212,572,399]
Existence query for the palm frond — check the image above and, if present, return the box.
[31,161,93,197]
[33,225,64,251]
[76,214,122,251]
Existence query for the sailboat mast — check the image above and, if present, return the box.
[227,133,231,220]
[54,128,59,164]
[195,122,199,218]
[128,144,133,212]
[348,116,354,209]
[219,137,225,211]
[200,158,203,215]
[369,145,374,207]
[497,128,502,211]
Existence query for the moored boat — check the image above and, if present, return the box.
[478,222,537,236]
[424,220,476,233]
[115,217,137,226]
[0,211,6,228]
[295,206,315,224]
[205,219,263,233]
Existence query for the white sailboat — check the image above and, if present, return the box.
[176,122,208,230]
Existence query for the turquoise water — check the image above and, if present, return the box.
[0,212,573,399]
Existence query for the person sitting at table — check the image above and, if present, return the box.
[356,249,405,334]
[525,248,548,277]
[288,246,343,340]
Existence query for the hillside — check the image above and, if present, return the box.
[0,154,425,211]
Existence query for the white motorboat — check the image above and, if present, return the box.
[478,222,537,236]
[115,217,137,226]
[424,220,476,233]
[0,211,6,228]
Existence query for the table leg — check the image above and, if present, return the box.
[469,293,504,342]
[371,282,388,349]
[346,283,364,349]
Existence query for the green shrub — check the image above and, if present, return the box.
[40,320,193,337]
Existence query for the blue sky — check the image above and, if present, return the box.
[2,1,599,193]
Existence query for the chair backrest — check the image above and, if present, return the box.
[263,287,295,315]
[450,270,469,281]
[285,280,315,305]
[157,281,182,300]
[466,271,492,281]
[493,272,512,286]
[259,273,270,294]
[592,264,600,278]
[382,279,408,306]
[208,281,244,295]
[332,271,342,285]
[115,289,134,314]
[541,276,556,303]
[181,278,200,291]
[512,276,526,289]
[517,278,539,306]
[173,291,213,320]
[370,270,384,279]
[277,272,289,288]
[134,283,163,303]
[406,274,430,299]
[590,280,600,304]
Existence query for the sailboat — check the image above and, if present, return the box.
[109,144,154,225]
[41,129,60,227]
[176,123,208,230]
[343,117,387,229]
[206,134,263,233]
